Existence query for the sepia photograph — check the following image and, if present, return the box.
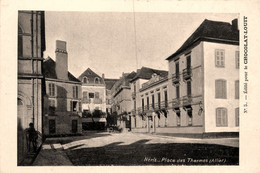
[17,11,239,166]
[1,0,260,172]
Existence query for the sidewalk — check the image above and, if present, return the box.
[33,142,72,166]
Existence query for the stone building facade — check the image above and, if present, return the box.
[17,10,46,165]
[43,40,82,135]
[78,68,107,130]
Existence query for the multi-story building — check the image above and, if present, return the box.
[17,11,46,164]
[130,67,168,131]
[43,40,82,135]
[132,72,169,133]
[104,78,118,115]
[111,72,136,129]
[166,19,239,136]
[78,68,107,130]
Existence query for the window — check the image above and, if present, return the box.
[235,107,239,126]
[215,49,225,67]
[49,99,55,107]
[158,92,161,109]
[176,112,181,126]
[147,97,149,110]
[95,77,100,84]
[49,83,55,97]
[235,51,239,69]
[216,108,228,127]
[89,93,94,98]
[187,81,191,96]
[164,90,168,107]
[83,77,88,83]
[235,80,239,99]
[186,55,191,69]
[215,80,227,99]
[79,102,82,112]
[83,91,88,101]
[73,86,78,99]
[175,62,179,76]
[71,101,78,112]
[187,109,192,126]
[176,85,180,99]
[142,98,144,111]
[18,26,23,57]
[152,95,155,108]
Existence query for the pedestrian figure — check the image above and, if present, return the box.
[26,123,38,152]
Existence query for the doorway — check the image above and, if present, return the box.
[72,120,78,133]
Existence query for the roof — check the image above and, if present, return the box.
[130,67,168,82]
[166,19,239,60]
[43,57,80,82]
[78,68,105,84]
[104,78,119,90]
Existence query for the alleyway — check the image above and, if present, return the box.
[33,132,239,166]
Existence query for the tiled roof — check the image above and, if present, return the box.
[78,68,105,84]
[104,78,119,90]
[43,57,80,82]
[130,67,168,82]
[166,19,239,60]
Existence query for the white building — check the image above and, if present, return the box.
[166,19,239,137]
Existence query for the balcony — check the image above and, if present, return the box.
[182,95,192,106]
[183,68,192,80]
[172,73,180,84]
[172,98,181,108]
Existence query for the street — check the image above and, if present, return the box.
[33,132,239,166]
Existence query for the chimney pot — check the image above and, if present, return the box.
[232,18,238,30]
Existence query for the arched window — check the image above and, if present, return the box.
[83,77,88,84]
[18,26,23,57]
[95,77,100,84]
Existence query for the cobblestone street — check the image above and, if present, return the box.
[33,132,239,166]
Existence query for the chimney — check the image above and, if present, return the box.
[232,18,238,30]
[55,40,68,80]
[102,73,105,80]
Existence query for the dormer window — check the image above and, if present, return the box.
[83,77,89,84]
[95,77,100,84]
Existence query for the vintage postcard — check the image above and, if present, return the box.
[0,0,260,172]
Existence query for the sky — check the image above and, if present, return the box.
[44,12,238,79]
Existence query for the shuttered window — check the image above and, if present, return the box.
[83,91,88,101]
[73,86,78,99]
[235,80,239,99]
[235,51,239,69]
[147,97,149,110]
[216,108,228,127]
[215,80,227,99]
[175,62,179,76]
[49,83,55,96]
[176,85,180,98]
[235,108,239,126]
[187,81,191,96]
[215,49,225,67]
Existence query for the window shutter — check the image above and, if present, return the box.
[79,102,82,112]
[70,101,73,112]
[235,81,239,99]
[235,108,239,126]
[83,91,88,101]
[223,80,227,98]
[95,92,99,99]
